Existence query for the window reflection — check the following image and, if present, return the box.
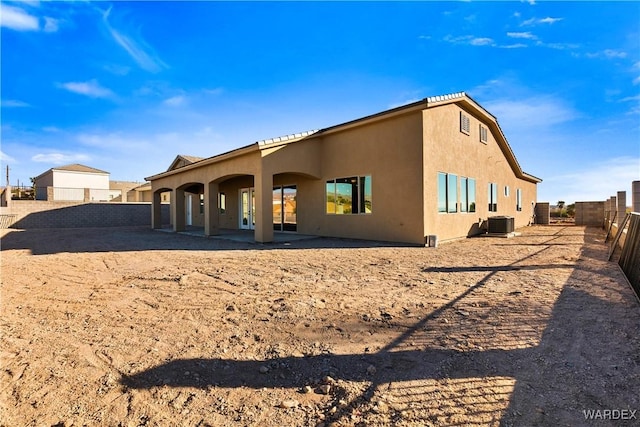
[326,176,371,214]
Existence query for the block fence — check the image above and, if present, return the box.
[534,202,550,225]
[575,201,605,226]
[0,200,170,229]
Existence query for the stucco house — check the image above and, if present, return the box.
[34,164,110,201]
[146,92,541,245]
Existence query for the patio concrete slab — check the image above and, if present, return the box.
[156,226,319,244]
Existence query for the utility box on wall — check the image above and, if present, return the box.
[488,216,515,234]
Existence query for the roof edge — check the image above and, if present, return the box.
[145,143,258,181]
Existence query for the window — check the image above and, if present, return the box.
[219,192,226,214]
[480,125,488,143]
[460,177,477,213]
[504,186,510,197]
[438,172,458,213]
[488,183,498,212]
[326,176,371,214]
[460,177,467,213]
[438,173,447,213]
[448,174,458,213]
[199,194,204,214]
[460,112,471,134]
[516,189,522,211]
[273,186,297,231]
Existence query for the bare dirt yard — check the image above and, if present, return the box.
[1,225,639,427]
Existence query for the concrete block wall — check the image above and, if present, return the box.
[0,201,170,229]
[534,202,550,225]
[575,201,605,226]
[617,191,627,227]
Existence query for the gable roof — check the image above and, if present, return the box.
[315,91,540,183]
[54,164,109,174]
[35,163,109,180]
[167,155,205,171]
[146,92,540,184]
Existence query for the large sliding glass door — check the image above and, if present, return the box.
[273,185,296,232]
[240,186,296,232]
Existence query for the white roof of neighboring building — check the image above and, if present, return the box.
[35,163,109,180]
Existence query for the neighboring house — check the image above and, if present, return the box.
[146,92,541,244]
[109,181,144,202]
[128,182,171,203]
[34,164,110,201]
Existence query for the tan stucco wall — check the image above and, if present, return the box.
[151,151,260,194]
[147,100,538,244]
[423,104,537,242]
[302,111,425,244]
[217,175,255,229]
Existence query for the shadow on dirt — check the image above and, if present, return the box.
[0,226,416,256]
[119,227,640,425]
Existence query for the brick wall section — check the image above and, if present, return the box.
[575,201,605,226]
[534,202,550,225]
[0,201,170,229]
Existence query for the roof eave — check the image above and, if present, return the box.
[145,143,259,181]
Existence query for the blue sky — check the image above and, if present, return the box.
[1,1,639,204]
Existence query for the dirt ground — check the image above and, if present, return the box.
[1,225,639,427]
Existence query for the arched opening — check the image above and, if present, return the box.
[174,182,205,232]
[152,187,172,229]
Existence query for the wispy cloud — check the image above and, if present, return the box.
[470,37,494,46]
[77,132,152,151]
[507,31,537,40]
[1,151,17,163]
[43,16,59,32]
[32,153,91,164]
[203,87,224,96]
[500,43,528,49]
[0,3,60,33]
[619,94,640,103]
[538,41,580,51]
[633,61,640,85]
[0,3,39,31]
[102,6,168,73]
[58,79,115,99]
[522,16,563,26]
[103,64,131,76]
[163,95,187,107]
[604,49,627,59]
[445,34,534,49]
[586,49,627,59]
[472,80,579,128]
[443,35,495,47]
[539,17,563,24]
[1,99,31,108]
[484,95,579,128]
[543,157,639,203]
